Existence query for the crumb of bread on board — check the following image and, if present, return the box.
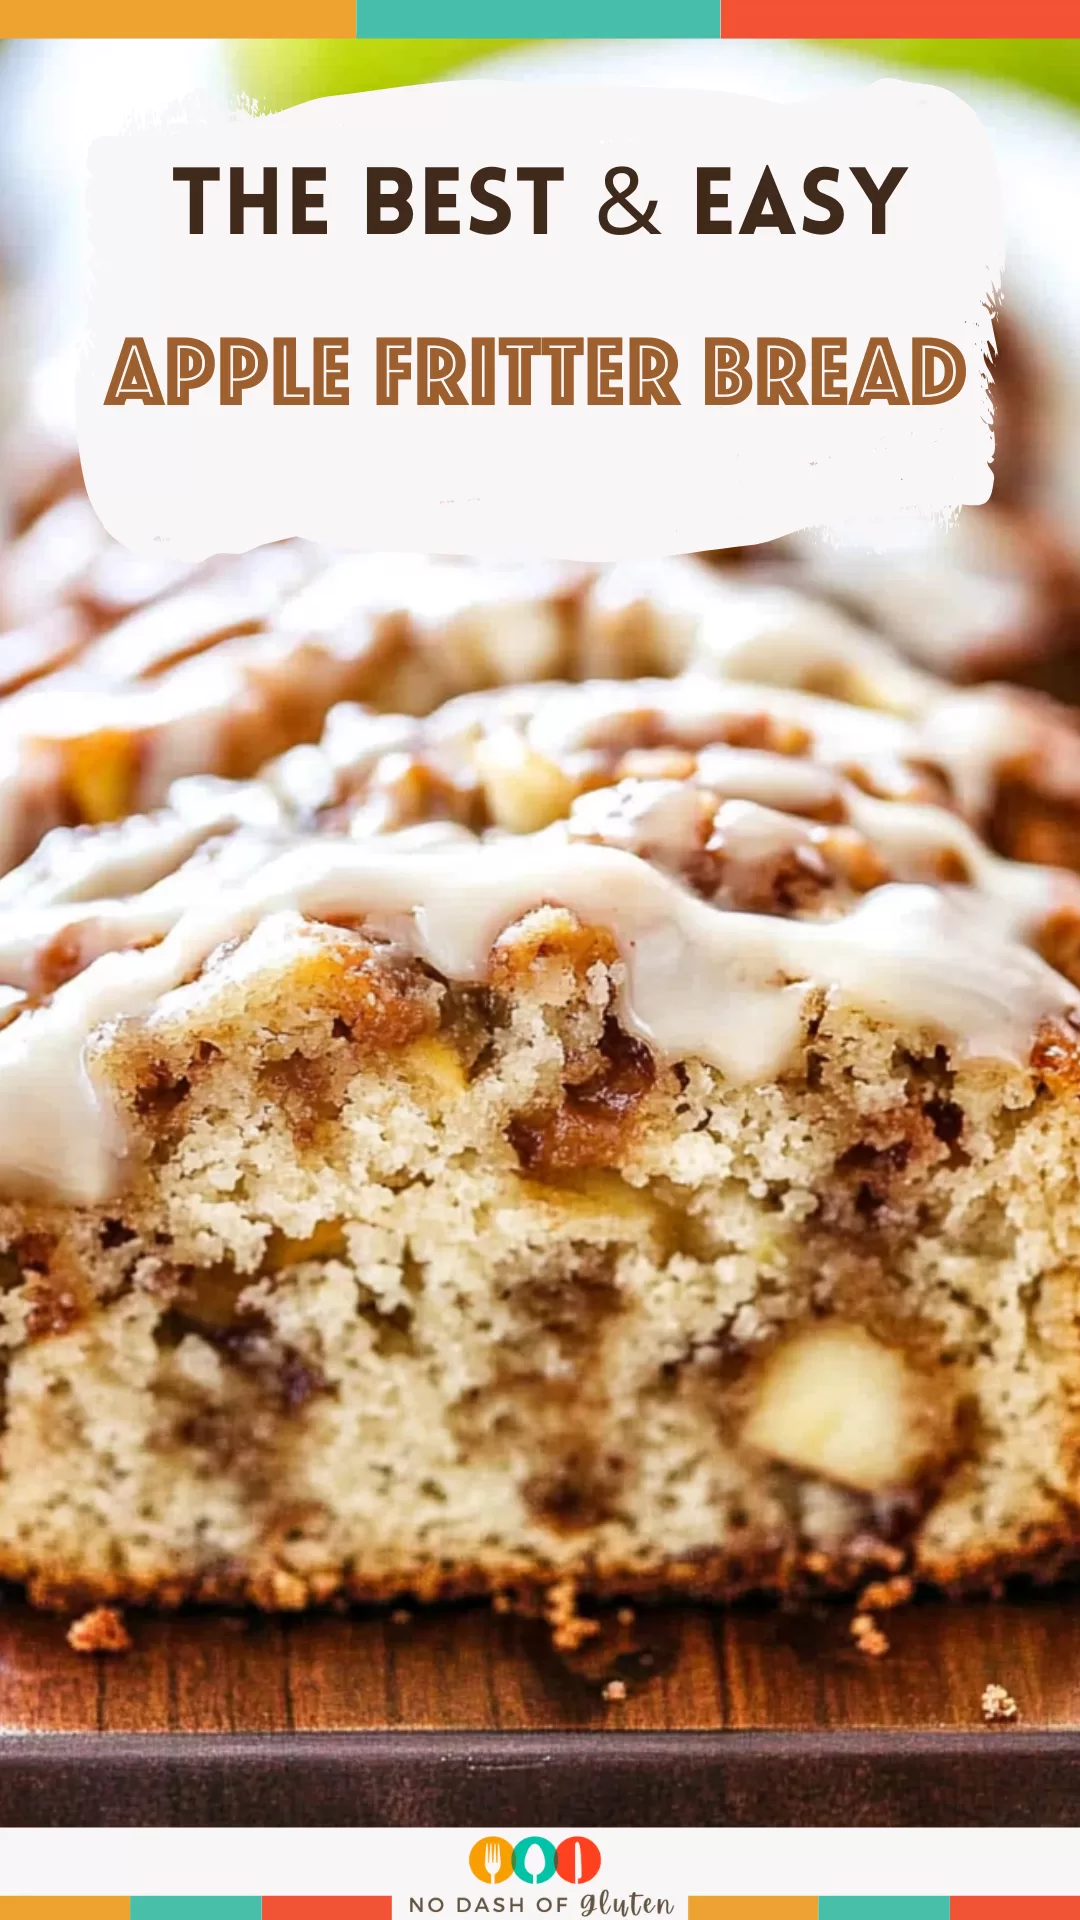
[856,1575,914,1612]
[981,1683,1018,1723]
[545,1576,601,1652]
[849,1610,890,1657]
[66,1606,132,1654]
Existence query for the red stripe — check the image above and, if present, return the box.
[952,1907,1080,1920]
[723,0,1076,29]
[264,1904,392,1920]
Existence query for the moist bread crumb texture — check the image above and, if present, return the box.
[3,911,1080,1610]
[3,470,1080,1603]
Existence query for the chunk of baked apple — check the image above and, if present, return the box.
[744,1321,941,1493]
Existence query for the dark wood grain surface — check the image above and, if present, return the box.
[2,1592,1080,1824]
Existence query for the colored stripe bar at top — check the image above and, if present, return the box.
[4,0,1077,32]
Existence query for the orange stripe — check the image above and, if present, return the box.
[689,1905,818,1920]
[723,0,1076,26]
[0,1906,129,1920]
[0,0,351,28]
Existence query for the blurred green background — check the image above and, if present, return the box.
[235,37,1080,116]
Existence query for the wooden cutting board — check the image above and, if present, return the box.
[2,1592,1080,1825]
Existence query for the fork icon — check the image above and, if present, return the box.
[484,1842,503,1885]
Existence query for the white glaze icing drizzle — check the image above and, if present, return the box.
[0,826,1072,1207]
[0,550,1073,1204]
[0,531,1072,913]
[0,709,1073,1206]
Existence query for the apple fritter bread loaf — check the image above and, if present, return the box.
[2,600,1080,1609]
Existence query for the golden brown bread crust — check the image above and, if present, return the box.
[12,1531,1080,1615]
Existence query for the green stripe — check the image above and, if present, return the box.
[355,0,717,32]
[131,1904,261,1920]
[819,1905,952,1920]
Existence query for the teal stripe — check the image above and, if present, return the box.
[819,1906,951,1920]
[131,1905,261,1920]
[355,0,717,32]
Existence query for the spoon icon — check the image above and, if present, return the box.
[521,1843,547,1884]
